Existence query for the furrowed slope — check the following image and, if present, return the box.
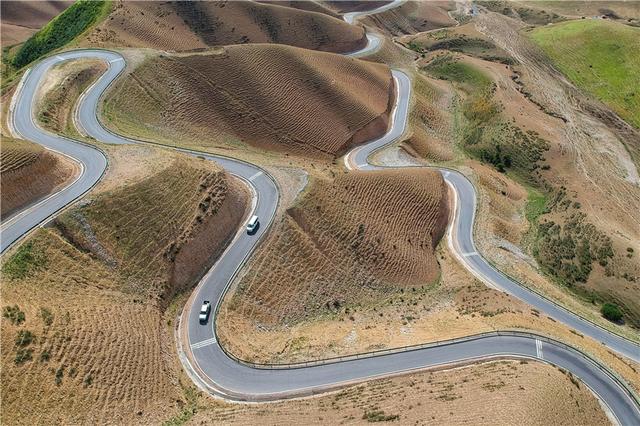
[82,0,366,54]
[219,169,448,332]
[0,1,72,46]
[104,44,394,158]
[1,149,248,423]
[0,137,77,219]
[362,1,457,36]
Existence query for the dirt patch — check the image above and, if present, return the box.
[80,1,366,54]
[103,44,393,159]
[0,137,78,219]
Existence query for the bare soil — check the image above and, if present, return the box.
[103,45,394,159]
[80,1,366,54]
[0,0,71,46]
[0,137,77,219]
[361,0,458,36]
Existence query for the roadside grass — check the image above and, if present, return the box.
[1,240,48,280]
[529,19,640,128]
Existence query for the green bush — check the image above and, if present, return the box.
[2,241,47,280]
[601,303,623,322]
[12,0,108,68]
[15,330,35,347]
[2,305,25,325]
[15,348,33,365]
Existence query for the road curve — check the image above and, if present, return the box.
[2,6,639,425]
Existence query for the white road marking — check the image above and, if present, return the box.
[357,163,367,169]
[536,339,543,359]
[443,170,450,177]
[249,171,262,182]
[462,251,479,257]
[191,337,217,350]
[56,55,65,61]
[109,57,124,63]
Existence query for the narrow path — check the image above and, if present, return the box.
[2,2,638,423]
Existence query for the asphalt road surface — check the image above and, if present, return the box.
[2,4,639,424]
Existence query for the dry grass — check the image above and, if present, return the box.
[103,45,393,159]
[218,168,448,361]
[80,1,366,54]
[189,360,609,425]
[361,0,457,36]
[0,137,77,219]
[1,147,248,424]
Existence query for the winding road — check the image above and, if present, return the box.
[2,2,639,424]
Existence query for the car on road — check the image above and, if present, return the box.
[199,301,211,324]
[246,215,259,234]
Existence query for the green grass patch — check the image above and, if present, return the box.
[422,55,492,93]
[529,19,640,128]
[12,0,111,68]
[525,187,548,224]
[2,241,48,280]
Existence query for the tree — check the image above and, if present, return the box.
[601,303,623,322]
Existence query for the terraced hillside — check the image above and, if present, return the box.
[104,44,393,158]
[0,149,248,423]
[0,137,76,219]
[362,1,457,35]
[81,0,366,54]
[219,169,448,330]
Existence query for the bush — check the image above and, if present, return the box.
[15,348,33,365]
[12,0,108,68]
[601,303,623,322]
[2,305,25,325]
[40,307,54,327]
[15,330,35,347]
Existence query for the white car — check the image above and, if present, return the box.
[246,215,259,234]
[199,301,211,324]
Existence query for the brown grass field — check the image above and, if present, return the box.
[0,137,77,219]
[361,0,458,35]
[218,168,449,358]
[1,146,248,424]
[0,0,71,46]
[191,360,609,425]
[80,1,366,54]
[103,44,393,159]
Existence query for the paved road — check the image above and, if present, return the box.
[3,6,639,424]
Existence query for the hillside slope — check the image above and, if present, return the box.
[103,44,394,158]
[0,137,77,219]
[81,0,366,54]
[219,168,448,334]
[0,0,71,46]
[1,148,248,423]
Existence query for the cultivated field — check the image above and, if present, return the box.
[80,1,366,54]
[103,44,393,159]
[0,137,77,219]
[361,0,457,35]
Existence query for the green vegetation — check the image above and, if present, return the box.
[40,308,54,327]
[530,20,640,128]
[15,348,33,365]
[423,55,492,90]
[362,410,400,422]
[12,0,110,68]
[2,305,25,325]
[525,188,548,223]
[2,241,48,280]
[15,330,35,347]
[601,302,623,322]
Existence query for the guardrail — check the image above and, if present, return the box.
[213,329,640,408]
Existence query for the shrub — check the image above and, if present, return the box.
[15,348,33,365]
[40,307,54,327]
[2,305,25,325]
[12,0,108,68]
[15,330,35,347]
[601,303,623,322]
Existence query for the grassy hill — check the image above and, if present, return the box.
[530,19,640,128]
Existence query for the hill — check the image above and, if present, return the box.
[0,0,71,46]
[362,1,457,35]
[103,44,394,158]
[0,137,77,219]
[529,19,640,129]
[219,168,448,334]
[1,148,248,423]
[81,0,366,54]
